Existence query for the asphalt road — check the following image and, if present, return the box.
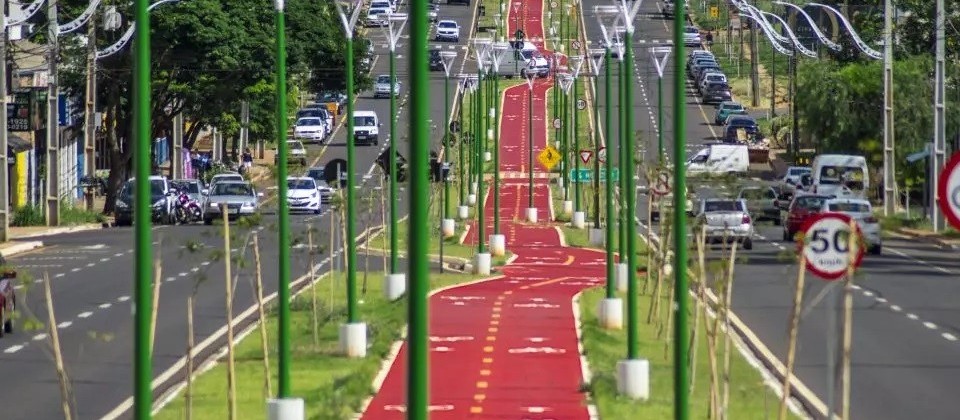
[0,1,481,418]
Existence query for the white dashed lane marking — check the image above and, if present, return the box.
[4,345,24,354]
[923,322,938,330]
[57,321,72,329]
[943,333,958,341]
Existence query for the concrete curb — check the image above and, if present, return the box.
[0,241,44,256]
[11,223,103,239]
[891,227,959,250]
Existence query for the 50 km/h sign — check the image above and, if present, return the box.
[936,151,960,230]
[800,213,864,280]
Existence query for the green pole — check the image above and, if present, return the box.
[617,54,626,259]
[274,0,292,398]
[389,44,399,274]
[673,0,690,417]
[477,69,486,254]
[444,74,451,219]
[460,79,467,207]
[408,0,429,414]
[494,72,501,234]
[573,77,580,211]
[527,81,534,208]
[132,0,153,417]
[657,75,664,165]
[624,25,638,361]
[562,85,569,201]
[604,48,614,299]
[345,25,358,324]
[593,68,601,229]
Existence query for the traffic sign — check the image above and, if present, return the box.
[552,117,562,129]
[572,40,581,51]
[937,151,960,230]
[570,168,619,183]
[800,213,864,281]
[576,98,586,110]
[598,147,606,163]
[537,145,562,171]
[710,6,719,18]
[579,150,592,164]
[650,170,671,196]
[550,1,558,8]
[449,120,461,133]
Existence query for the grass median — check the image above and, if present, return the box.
[155,268,491,420]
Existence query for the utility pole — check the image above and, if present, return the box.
[172,114,183,179]
[932,0,946,231]
[83,8,96,210]
[240,100,249,151]
[882,0,895,215]
[46,0,60,226]
[749,18,760,108]
[0,2,9,241]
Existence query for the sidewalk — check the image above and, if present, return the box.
[0,223,105,257]
[890,227,960,250]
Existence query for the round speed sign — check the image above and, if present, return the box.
[800,213,864,280]
[936,151,960,230]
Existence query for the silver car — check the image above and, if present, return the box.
[820,198,882,255]
[694,198,755,250]
[202,181,263,225]
[737,186,781,224]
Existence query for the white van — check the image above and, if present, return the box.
[810,154,868,199]
[686,144,749,175]
[353,111,381,146]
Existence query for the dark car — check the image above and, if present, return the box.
[726,116,759,131]
[0,267,15,337]
[115,177,174,226]
[701,82,732,104]
[429,48,444,71]
[723,121,761,144]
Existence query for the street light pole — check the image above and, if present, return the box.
[587,49,605,238]
[489,42,509,256]
[472,39,492,275]
[382,12,408,300]
[132,0,152,416]
[46,0,60,226]
[334,0,366,358]
[458,75,473,220]
[671,0,690,415]
[569,55,585,229]
[440,52,458,241]
[649,47,671,166]
[525,70,537,223]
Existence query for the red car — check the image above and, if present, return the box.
[0,269,15,337]
[782,194,832,241]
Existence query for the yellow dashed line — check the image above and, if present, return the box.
[483,357,493,364]
[480,369,491,376]
[483,346,494,353]
[493,306,502,313]
[504,290,513,295]
[486,335,496,341]
[491,319,500,325]
[474,394,486,401]
[471,406,483,414]
[477,381,488,389]
[563,255,575,265]
[497,295,506,300]
[488,327,498,333]
[520,285,530,290]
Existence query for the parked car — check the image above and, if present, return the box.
[317,91,346,115]
[274,140,308,166]
[737,186,782,224]
[427,3,439,22]
[436,20,460,42]
[723,116,761,143]
[714,101,748,125]
[203,181,263,225]
[429,48,444,71]
[305,167,334,203]
[782,194,832,241]
[115,176,175,226]
[819,198,882,254]
[365,7,390,27]
[294,117,328,144]
[0,269,16,337]
[374,74,401,98]
[780,166,812,195]
[296,108,333,134]
[683,26,702,47]
[286,177,322,214]
[694,198,754,250]
[209,172,244,187]
[698,72,728,94]
[701,82,732,104]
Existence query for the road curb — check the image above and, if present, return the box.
[891,227,959,250]
[11,223,104,239]
[0,240,43,257]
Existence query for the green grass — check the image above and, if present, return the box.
[579,286,800,419]
[155,270,489,420]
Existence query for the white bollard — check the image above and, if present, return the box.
[339,322,368,358]
[468,193,477,206]
[457,205,469,220]
[489,234,506,256]
[572,211,586,229]
[597,297,624,330]
[563,200,573,216]
[441,218,456,238]
[589,228,604,246]
[474,252,492,275]
[383,273,406,301]
[484,151,492,162]
[471,182,478,195]
[616,359,650,400]
[616,263,628,292]
[267,398,305,420]
[526,207,538,223]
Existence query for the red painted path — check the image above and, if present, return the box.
[361,0,605,417]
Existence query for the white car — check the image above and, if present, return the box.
[275,140,308,166]
[353,110,380,146]
[294,117,327,143]
[683,26,702,47]
[781,166,812,195]
[427,3,439,22]
[698,72,727,94]
[286,176,321,214]
[436,20,460,42]
[365,7,390,27]
[694,198,754,250]
[820,198,882,254]
[373,74,400,98]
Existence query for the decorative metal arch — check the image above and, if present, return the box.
[763,11,818,58]
[739,13,794,56]
[807,2,882,59]
[774,1,842,51]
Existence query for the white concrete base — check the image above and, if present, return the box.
[589,228,604,246]
[572,211,586,229]
[383,273,406,301]
[457,205,469,220]
[598,297,624,330]
[554,140,561,149]
[471,182,478,195]
[484,151,492,162]
[526,207,538,223]
[616,359,651,400]
[558,177,564,189]
[489,234,506,256]
[474,252,492,275]
[267,398,305,420]
[563,200,573,216]
[616,263,628,292]
[339,322,367,358]
[468,193,477,206]
[441,218,456,238]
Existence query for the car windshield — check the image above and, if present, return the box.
[211,183,253,196]
[740,189,773,200]
[828,202,871,213]
[818,165,865,189]
[439,21,456,28]
[173,181,200,193]
[214,174,243,183]
[685,26,698,34]
[723,103,743,111]
[795,196,827,210]
[307,169,324,180]
[728,117,755,126]
[355,116,376,126]
[377,75,392,84]
[704,201,743,212]
[120,180,166,198]
[789,167,811,176]
[288,179,316,190]
[298,118,322,126]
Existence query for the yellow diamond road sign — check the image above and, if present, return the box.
[538,145,562,171]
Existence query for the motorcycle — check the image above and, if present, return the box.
[173,190,203,224]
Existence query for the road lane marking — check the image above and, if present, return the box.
[87,263,95,267]
[4,344,23,353]
[476,381,488,389]
[55,273,64,278]
[166,277,176,283]
[890,304,902,312]
[875,297,888,303]
[100,258,110,262]
[58,321,73,329]
[117,296,130,302]
[943,333,958,341]
[33,334,47,341]
[78,311,93,319]
[906,313,919,320]
[862,290,875,297]
[99,303,112,309]
[887,248,952,274]
[923,322,938,330]
[71,267,81,272]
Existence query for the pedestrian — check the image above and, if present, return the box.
[705,31,714,47]
[242,148,253,171]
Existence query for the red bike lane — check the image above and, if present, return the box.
[361,0,607,416]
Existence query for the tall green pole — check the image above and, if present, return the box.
[460,79,468,207]
[617,56,626,258]
[573,77,580,211]
[603,48,614,299]
[408,0,429,414]
[593,67,602,229]
[389,42,398,274]
[527,81,534,208]
[657,75,664,165]
[345,21,358,325]
[494,72,501,234]
[624,24,638,361]
[444,74,451,219]
[673,0,690,417]
[274,0,293,398]
[132,0,153,417]
[562,85,569,201]
[477,69,486,254]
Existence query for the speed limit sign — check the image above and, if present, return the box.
[800,213,864,280]
[650,171,671,196]
[936,151,960,230]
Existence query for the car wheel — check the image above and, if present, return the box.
[743,238,753,250]
[314,208,321,215]
[773,217,781,226]
[870,244,882,255]
[204,217,213,226]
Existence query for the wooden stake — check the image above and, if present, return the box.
[689,227,707,395]
[150,255,162,357]
[721,241,739,420]
[43,272,73,420]
[252,235,272,399]
[221,206,236,420]
[706,305,720,419]
[840,219,858,420]
[185,294,195,420]
[643,192,654,295]
[309,227,319,347]
[379,172,387,273]
[778,257,807,420]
